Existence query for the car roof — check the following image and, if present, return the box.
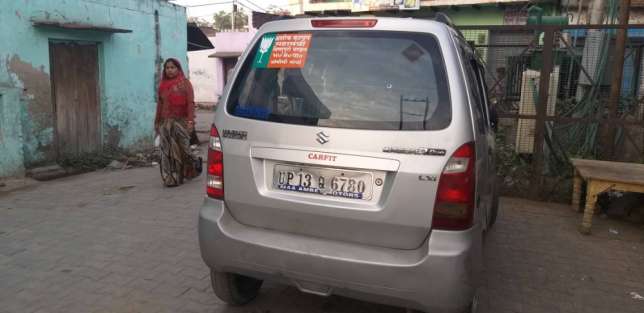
[257,16,455,37]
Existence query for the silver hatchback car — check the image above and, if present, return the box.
[199,16,498,313]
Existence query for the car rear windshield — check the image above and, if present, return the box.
[227,30,451,130]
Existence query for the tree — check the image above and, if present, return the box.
[188,16,212,27]
[212,10,248,31]
[212,11,230,30]
[231,10,249,30]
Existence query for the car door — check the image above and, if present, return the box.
[473,61,497,225]
[216,24,463,250]
[457,39,492,227]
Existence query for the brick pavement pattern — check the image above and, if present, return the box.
[1,166,644,313]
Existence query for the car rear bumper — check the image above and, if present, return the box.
[198,198,482,313]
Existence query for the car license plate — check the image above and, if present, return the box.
[273,164,374,200]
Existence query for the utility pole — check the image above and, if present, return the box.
[231,0,236,31]
[600,0,631,160]
[531,28,556,199]
[576,0,606,102]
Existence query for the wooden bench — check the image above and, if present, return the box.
[571,159,644,234]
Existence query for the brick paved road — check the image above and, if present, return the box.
[1,165,643,313]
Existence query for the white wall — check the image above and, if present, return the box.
[214,58,225,97]
[211,31,257,98]
[187,36,218,105]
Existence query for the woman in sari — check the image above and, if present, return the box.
[155,58,199,187]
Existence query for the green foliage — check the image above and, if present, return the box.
[58,152,115,171]
[495,127,532,196]
[213,10,248,31]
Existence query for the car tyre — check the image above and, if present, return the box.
[406,296,477,313]
[210,270,263,305]
[468,293,479,313]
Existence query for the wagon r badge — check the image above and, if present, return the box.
[222,129,248,140]
[316,131,330,144]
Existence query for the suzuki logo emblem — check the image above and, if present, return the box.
[316,131,330,144]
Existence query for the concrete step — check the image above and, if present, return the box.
[26,164,68,181]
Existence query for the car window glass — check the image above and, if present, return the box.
[228,30,451,131]
[458,41,487,133]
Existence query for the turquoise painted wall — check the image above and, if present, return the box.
[447,7,505,63]
[0,0,187,177]
[0,88,25,177]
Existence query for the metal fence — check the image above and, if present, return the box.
[459,24,644,201]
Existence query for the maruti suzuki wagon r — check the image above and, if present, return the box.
[199,16,498,313]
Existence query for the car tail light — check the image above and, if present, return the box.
[311,19,378,28]
[207,124,224,199]
[432,142,476,231]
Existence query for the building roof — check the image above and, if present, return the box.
[252,11,293,29]
[199,27,217,37]
[31,19,132,33]
[188,23,215,51]
[420,0,529,6]
[293,0,531,13]
[208,51,242,58]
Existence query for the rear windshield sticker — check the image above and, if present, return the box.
[253,33,312,69]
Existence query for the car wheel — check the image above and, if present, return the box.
[468,293,479,313]
[210,270,263,305]
[407,295,478,313]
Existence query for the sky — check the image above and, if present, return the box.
[170,0,291,21]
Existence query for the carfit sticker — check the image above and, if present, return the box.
[253,33,312,69]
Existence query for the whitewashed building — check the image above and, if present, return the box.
[188,27,218,107]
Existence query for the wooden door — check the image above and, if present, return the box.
[50,42,101,157]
